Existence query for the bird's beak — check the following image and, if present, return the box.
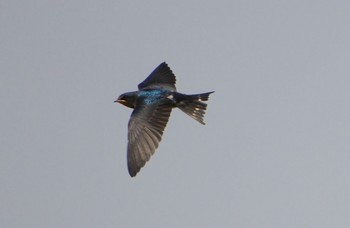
[114,98,125,103]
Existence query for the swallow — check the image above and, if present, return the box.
[115,62,214,177]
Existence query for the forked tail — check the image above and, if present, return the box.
[177,91,214,125]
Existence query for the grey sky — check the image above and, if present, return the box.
[1,1,350,227]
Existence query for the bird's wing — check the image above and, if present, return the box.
[138,62,176,91]
[127,101,172,177]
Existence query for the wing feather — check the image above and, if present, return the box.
[127,102,172,177]
[138,62,176,91]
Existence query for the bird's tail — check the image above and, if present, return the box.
[177,91,214,125]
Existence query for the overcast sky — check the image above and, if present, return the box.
[1,1,350,227]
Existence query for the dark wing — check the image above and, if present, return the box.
[127,101,172,177]
[138,62,176,91]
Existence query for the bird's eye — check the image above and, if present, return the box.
[118,95,127,102]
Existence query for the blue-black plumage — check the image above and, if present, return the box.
[115,62,214,177]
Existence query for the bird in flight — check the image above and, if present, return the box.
[115,62,214,177]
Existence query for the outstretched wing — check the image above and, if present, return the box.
[138,62,176,91]
[127,101,172,177]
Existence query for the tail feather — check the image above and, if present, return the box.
[177,91,214,125]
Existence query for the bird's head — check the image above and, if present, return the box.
[114,92,137,108]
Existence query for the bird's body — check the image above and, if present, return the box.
[115,62,214,177]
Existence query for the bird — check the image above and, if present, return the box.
[115,62,214,177]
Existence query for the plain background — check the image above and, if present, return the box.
[1,1,350,227]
